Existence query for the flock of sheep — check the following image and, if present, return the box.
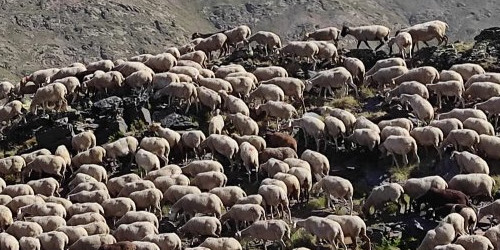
[0,18,500,250]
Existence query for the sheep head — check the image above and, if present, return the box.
[340,26,349,37]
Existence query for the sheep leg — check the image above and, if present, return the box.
[349,197,353,215]
[374,39,384,51]
[356,40,362,49]
[391,153,399,168]
[402,154,408,166]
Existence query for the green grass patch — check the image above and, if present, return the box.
[491,175,500,194]
[389,165,415,182]
[328,96,361,110]
[375,236,402,250]
[358,110,387,121]
[306,196,327,210]
[290,228,316,248]
[454,42,474,53]
[360,86,376,98]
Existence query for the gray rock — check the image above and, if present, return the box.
[155,112,199,130]
[35,123,74,151]
[92,96,123,116]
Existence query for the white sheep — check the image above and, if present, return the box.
[124,189,162,218]
[364,65,408,89]
[67,203,104,218]
[326,214,371,250]
[26,215,66,232]
[168,193,224,221]
[194,33,228,60]
[450,63,485,81]
[163,185,201,204]
[71,146,106,169]
[455,235,494,250]
[259,77,305,109]
[197,77,233,93]
[23,155,66,181]
[417,222,456,250]
[451,151,489,174]
[379,135,420,167]
[53,76,81,103]
[449,173,495,201]
[0,155,26,178]
[366,57,407,76]
[388,31,413,59]
[253,66,288,81]
[118,180,156,197]
[178,216,221,239]
[0,232,19,249]
[116,211,159,229]
[6,195,45,214]
[484,225,500,250]
[311,41,338,64]
[197,86,221,112]
[19,236,41,250]
[68,234,116,250]
[463,117,494,136]
[427,80,465,108]
[199,134,239,165]
[465,73,500,88]
[227,112,259,136]
[71,131,96,153]
[102,197,136,220]
[290,116,325,151]
[248,83,285,104]
[225,76,254,98]
[464,81,500,101]
[153,174,190,193]
[398,20,448,52]
[30,82,68,114]
[102,136,138,161]
[440,70,464,83]
[142,233,182,250]
[346,128,380,151]
[362,183,406,216]
[380,126,410,141]
[398,94,434,124]
[340,25,390,50]
[113,221,158,242]
[0,204,13,230]
[311,176,353,214]
[154,82,197,114]
[6,221,43,239]
[191,171,227,191]
[256,100,297,130]
[385,81,429,102]
[279,41,319,62]
[442,213,467,236]
[403,175,448,212]
[305,67,358,97]
[218,90,249,116]
[239,142,259,182]
[295,216,346,249]
[440,129,480,153]
[235,219,290,249]
[199,237,242,250]
[0,100,24,125]
[220,203,265,230]
[438,108,487,122]
[232,134,266,152]
[430,118,463,137]
[2,184,34,197]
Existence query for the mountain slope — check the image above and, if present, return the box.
[0,0,498,79]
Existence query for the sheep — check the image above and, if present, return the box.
[388,31,413,59]
[417,222,456,250]
[68,182,107,197]
[133,149,159,177]
[80,221,110,235]
[0,178,4,192]
[179,51,207,67]
[378,118,414,131]
[260,77,305,109]
[143,165,182,182]
[0,155,25,178]
[442,213,467,236]
[26,215,66,232]
[102,197,136,222]
[258,185,291,221]
[67,212,106,226]
[68,190,110,204]
[148,123,180,150]
[72,131,97,153]
[449,173,495,201]
[235,220,290,249]
[465,73,500,88]
[451,151,489,174]
[231,134,266,152]
[29,82,68,114]
[305,67,358,97]
[341,25,390,50]
[463,117,494,136]
[142,53,176,73]
[440,70,464,83]
[427,80,465,108]
[403,176,448,212]
[226,72,258,87]
[199,68,215,78]
[385,81,429,102]
[197,87,221,112]
[253,66,288,81]
[225,76,254,98]
[366,57,407,76]
[154,82,197,113]
[380,126,411,142]
[17,202,66,219]
[455,235,494,250]
[53,76,81,103]
[83,71,125,95]
[264,132,297,152]
[141,233,181,250]
[131,241,160,250]
[68,173,99,191]
[438,108,487,122]
[199,237,242,250]
[346,128,381,151]
[318,107,357,133]
[311,176,353,214]
[73,164,108,183]
[256,100,297,129]
[362,183,406,216]
[86,59,114,72]
[248,83,285,104]
[311,41,338,64]
[484,225,500,250]
[177,216,221,240]
[115,211,159,229]
[163,185,201,205]
[218,90,249,116]
[71,146,107,169]
[19,236,41,250]
[398,94,434,124]
[124,69,154,90]
[476,135,500,161]
[0,232,19,250]
[55,144,71,170]
[181,160,223,178]
[379,135,420,167]
[393,66,439,86]
[279,41,319,62]
[464,81,500,101]
[128,188,163,218]
[68,234,116,250]
[238,142,259,181]
[295,216,346,249]
[168,193,224,221]
[51,64,86,82]
[20,68,59,88]
[440,129,480,153]
[67,203,104,218]
[1,184,33,197]
[259,147,298,163]
[365,65,409,89]
[259,158,290,178]
[304,27,340,43]
[398,20,449,52]
[194,33,228,61]
[272,172,301,202]
[287,167,312,203]
[477,199,500,226]
[227,113,259,136]
[199,134,239,165]
[0,81,15,99]
[290,116,325,151]
[113,221,158,242]
[209,186,247,209]
[112,61,154,77]
[0,205,12,230]
[169,66,200,81]
[151,72,179,90]
[414,188,470,214]
[300,150,329,181]
[0,100,24,125]
[220,204,265,230]
[197,78,233,93]
[429,118,463,137]
[354,116,380,133]
[326,215,371,250]
[236,194,263,206]
[191,171,227,191]
[153,174,189,193]
[450,63,485,81]
[6,221,43,239]
[6,195,45,214]
[22,155,66,182]
[247,31,282,55]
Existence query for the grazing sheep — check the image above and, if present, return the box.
[260,158,290,178]
[151,72,179,90]
[19,236,41,250]
[326,214,371,249]
[455,235,494,250]
[259,77,305,109]
[253,66,288,81]
[191,171,227,191]
[0,81,15,99]
[235,220,290,249]
[68,190,110,204]
[379,135,420,167]
[194,33,228,61]
[464,82,500,101]
[378,118,414,131]
[340,25,390,50]
[141,233,181,250]
[415,188,470,215]
[163,185,201,204]
[236,194,263,205]
[132,241,160,250]
[199,134,239,165]
[26,215,66,232]
[30,82,68,114]
[181,160,223,177]
[279,41,319,62]
[6,221,43,239]
[179,130,206,160]
[257,100,298,130]
[430,118,464,137]
[290,116,325,151]
[304,27,340,43]
[2,184,33,197]
[0,205,13,230]
[225,76,254,98]
[23,155,66,181]
[239,142,259,181]
[168,193,224,221]
[143,165,182,182]
[388,31,413,59]
[398,20,449,52]
[129,188,163,218]
[209,186,247,208]
[0,155,26,178]
[440,69,464,84]
[72,131,97,153]
[218,90,249,116]
[84,71,125,95]
[346,128,381,151]
[0,232,20,249]
[232,134,266,152]
[199,237,242,250]
[197,87,221,112]
[362,183,406,216]
[71,146,106,169]
[365,65,409,89]
[67,203,104,218]
[227,113,259,136]
[442,213,467,236]
[484,225,500,250]
[427,80,465,108]
[311,176,353,214]
[463,118,495,136]
[477,199,500,225]
[295,216,346,249]
[259,147,298,164]
[0,100,24,125]
[6,195,45,214]
[115,211,159,229]
[450,63,485,81]
[102,136,139,162]
[417,222,456,250]
[247,31,282,55]
[102,197,136,220]
[465,73,500,88]
[68,234,116,250]
[248,84,285,104]
[258,185,291,221]
[113,221,158,242]
[385,81,429,102]
[86,59,114,72]
[179,51,207,67]
[440,129,480,153]
[366,57,407,76]
[438,108,487,122]
[18,202,66,219]
[153,174,190,193]
[392,66,440,86]
[220,204,265,230]
[80,221,110,235]
[273,172,301,203]
[398,94,434,124]
[178,216,221,239]
[448,173,495,201]
[300,150,329,181]
[154,82,197,114]
[208,110,224,135]
[403,176,448,212]
[380,126,410,141]
[305,67,358,97]
[134,149,160,177]
[309,41,338,64]
[451,151,489,174]
[106,173,142,197]
[197,78,233,93]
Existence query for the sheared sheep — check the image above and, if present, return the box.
[341,25,390,50]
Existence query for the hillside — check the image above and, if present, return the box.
[0,0,499,80]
